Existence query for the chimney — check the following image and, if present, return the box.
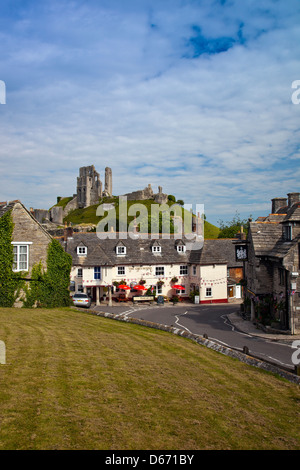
[287,192,300,208]
[271,197,287,213]
[64,222,73,241]
[240,225,246,240]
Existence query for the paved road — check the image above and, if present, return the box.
[93,303,297,371]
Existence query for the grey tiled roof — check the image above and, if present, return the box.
[249,222,283,257]
[196,238,241,267]
[64,233,240,267]
[282,202,300,223]
[0,201,19,218]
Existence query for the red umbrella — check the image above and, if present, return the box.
[134,285,147,291]
[173,285,185,290]
[118,284,130,290]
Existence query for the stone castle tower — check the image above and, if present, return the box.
[104,167,112,197]
[77,165,112,209]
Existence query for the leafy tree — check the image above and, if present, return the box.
[217,212,251,239]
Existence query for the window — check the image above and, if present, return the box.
[177,245,186,253]
[279,268,285,286]
[117,245,126,255]
[118,266,125,276]
[77,246,87,256]
[94,267,101,280]
[155,266,165,276]
[176,286,186,294]
[193,265,197,276]
[77,268,83,278]
[283,225,292,241]
[180,265,188,275]
[157,283,163,294]
[12,243,30,271]
[206,287,212,297]
[77,284,84,293]
[152,246,161,253]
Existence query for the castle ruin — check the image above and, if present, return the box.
[32,164,169,226]
[77,165,112,208]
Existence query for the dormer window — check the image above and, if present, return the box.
[152,240,161,253]
[152,244,161,253]
[175,239,186,253]
[77,246,87,256]
[116,245,126,255]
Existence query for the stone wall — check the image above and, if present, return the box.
[12,203,52,274]
[123,184,168,204]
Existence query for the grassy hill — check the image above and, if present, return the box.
[0,307,299,450]
[61,196,220,238]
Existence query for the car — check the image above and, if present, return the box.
[72,293,91,308]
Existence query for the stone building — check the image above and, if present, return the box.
[245,192,300,334]
[0,200,52,276]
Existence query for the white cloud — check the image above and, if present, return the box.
[0,0,299,225]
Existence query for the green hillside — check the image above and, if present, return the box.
[61,196,220,238]
[204,220,220,238]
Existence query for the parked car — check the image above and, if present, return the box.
[72,293,91,308]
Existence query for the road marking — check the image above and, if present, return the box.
[174,311,192,334]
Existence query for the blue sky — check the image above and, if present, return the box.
[0,0,299,226]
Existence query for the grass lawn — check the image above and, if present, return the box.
[0,307,299,450]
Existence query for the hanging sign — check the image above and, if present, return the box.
[235,244,248,261]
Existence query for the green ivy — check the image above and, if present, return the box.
[0,210,24,307]
[0,209,72,308]
[23,240,72,308]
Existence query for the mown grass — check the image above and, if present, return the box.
[0,307,299,450]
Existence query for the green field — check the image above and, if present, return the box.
[0,307,299,450]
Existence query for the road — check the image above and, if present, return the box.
[93,302,297,371]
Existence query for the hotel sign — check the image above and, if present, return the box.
[235,244,248,261]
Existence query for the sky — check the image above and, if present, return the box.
[0,0,299,227]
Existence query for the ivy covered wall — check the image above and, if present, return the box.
[0,211,23,306]
[0,209,72,308]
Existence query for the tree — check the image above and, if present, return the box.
[217,212,251,239]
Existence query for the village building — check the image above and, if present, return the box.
[245,192,300,334]
[0,200,52,276]
[62,227,241,305]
